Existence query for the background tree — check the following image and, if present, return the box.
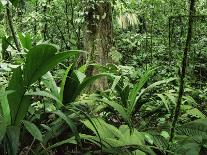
[83,0,113,89]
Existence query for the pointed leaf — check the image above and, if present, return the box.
[22,120,43,141]
[23,44,79,86]
[128,68,155,114]
[7,67,32,125]
[6,126,20,155]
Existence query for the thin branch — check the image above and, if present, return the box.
[6,2,21,53]
[169,0,196,142]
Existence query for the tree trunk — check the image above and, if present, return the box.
[84,0,113,90]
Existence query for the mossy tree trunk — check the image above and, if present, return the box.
[84,0,113,90]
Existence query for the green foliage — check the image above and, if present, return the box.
[52,110,81,144]
[103,68,176,129]
[1,43,80,154]
[81,117,154,154]
[18,33,32,51]
[22,120,43,142]
[0,0,207,154]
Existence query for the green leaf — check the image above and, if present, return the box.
[62,66,80,104]
[22,120,43,141]
[18,33,32,51]
[47,137,77,150]
[5,126,20,155]
[23,44,79,86]
[0,116,6,143]
[128,77,176,115]
[176,119,207,138]
[102,99,131,127]
[175,137,201,155]
[52,110,80,144]
[128,68,155,114]
[82,118,121,139]
[60,64,73,102]
[74,73,112,99]
[0,89,13,125]
[181,108,206,119]
[157,94,170,113]
[7,67,32,125]
[42,72,59,99]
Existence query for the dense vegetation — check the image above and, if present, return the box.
[0,0,207,154]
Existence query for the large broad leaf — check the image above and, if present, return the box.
[60,64,73,103]
[175,137,201,155]
[82,118,153,154]
[62,66,111,104]
[7,45,80,125]
[62,67,80,104]
[5,126,20,155]
[22,120,43,142]
[0,89,13,142]
[174,119,207,155]
[82,118,121,139]
[115,78,130,107]
[7,67,32,125]
[23,44,79,86]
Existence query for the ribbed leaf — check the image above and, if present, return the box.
[0,116,6,143]
[22,120,43,141]
[82,118,121,139]
[157,94,170,113]
[176,119,207,138]
[74,73,112,99]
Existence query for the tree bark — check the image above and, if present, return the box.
[84,0,113,90]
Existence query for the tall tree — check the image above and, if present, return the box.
[83,0,113,89]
